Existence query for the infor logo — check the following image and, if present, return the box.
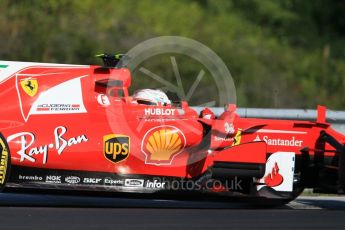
[103,134,130,163]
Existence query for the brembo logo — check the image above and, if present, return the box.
[141,126,186,165]
[103,134,130,163]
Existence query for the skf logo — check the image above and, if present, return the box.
[141,126,186,165]
[0,136,9,185]
[103,134,130,163]
[20,78,38,97]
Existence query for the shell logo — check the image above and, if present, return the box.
[141,126,186,165]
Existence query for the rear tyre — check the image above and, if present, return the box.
[0,133,11,192]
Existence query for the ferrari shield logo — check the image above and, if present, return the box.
[20,79,38,97]
[231,129,242,146]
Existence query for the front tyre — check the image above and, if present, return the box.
[0,133,11,192]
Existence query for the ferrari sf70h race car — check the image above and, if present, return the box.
[0,55,344,205]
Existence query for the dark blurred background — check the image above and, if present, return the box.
[1,0,345,109]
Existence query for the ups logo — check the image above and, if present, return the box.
[103,134,130,163]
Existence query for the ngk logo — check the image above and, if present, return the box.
[46,175,61,183]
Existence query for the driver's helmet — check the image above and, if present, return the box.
[133,89,171,106]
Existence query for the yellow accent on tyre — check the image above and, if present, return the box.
[0,136,9,185]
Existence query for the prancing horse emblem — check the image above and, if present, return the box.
[20,79,38,97]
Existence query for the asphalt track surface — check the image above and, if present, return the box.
[0,193,345,230]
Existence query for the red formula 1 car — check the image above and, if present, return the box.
[0,56,344,205]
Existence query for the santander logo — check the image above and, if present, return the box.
[264,162,283,187]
